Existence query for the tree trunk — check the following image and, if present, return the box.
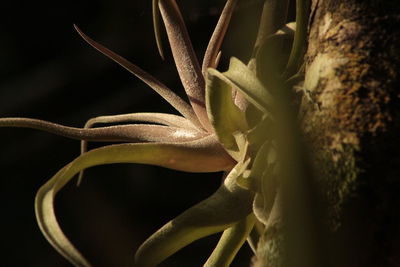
[256,0,400,266]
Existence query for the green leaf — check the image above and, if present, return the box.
[209,58,272,113]
[236,140,270,191]
[204,214,255,267]
[252,146,278,225]
[284,0,309,78]
[206,69,248,157]
[135,161,254,267]
[256,31,294,87]
[35,135,234,267]
[246,116,273,147]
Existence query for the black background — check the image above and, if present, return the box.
[0,0,290,266]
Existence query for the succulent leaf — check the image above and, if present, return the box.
[35,135,234,266]
[0,118,204,143]
[204,214,256,267]
[202,0,237,74]
[236,140,269,191]
[135,160,254,266]
[158,0,212,131]
[0,0,304,264]
[74,25,203,129]
[256,31,294,86]
[208,58,272,113]
[78,112,200,182]
[206,68,248,157]
[79,112,200,157]
[152,0,165,59]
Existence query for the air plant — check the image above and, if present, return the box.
[0,0,309,266]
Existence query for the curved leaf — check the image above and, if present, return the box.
[283,0,309,78]
[256,32,294,87]
[135,161,254,266]
[208,58,272,113]
[0,118,203,143]
[74,25,203,130]
[152,0,164,59]
[236,140,270,192]
[83,112,198,130]
[79,112,200,156]
[204,214,255,267]
[78,112,202,183]
[206,69,247,157]
[253,0,290,50]
[202,0,237,75]
[35,135,234,267]
[158,0,212,131]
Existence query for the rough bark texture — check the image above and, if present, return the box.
[257,0,400,266]
[304,0,400,265]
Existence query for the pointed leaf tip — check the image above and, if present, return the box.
[153,0,165,60]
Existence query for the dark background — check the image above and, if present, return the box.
[0,0,287,266]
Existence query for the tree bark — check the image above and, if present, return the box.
[256,0,400,266]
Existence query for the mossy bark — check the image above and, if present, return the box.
[255,0,400,266]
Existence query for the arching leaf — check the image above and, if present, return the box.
[135,161,254,266]
[35,135,234,267]
[206,69,248,157]
[204,214,255,267]
[208,58,272,113]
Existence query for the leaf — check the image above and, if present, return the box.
[284,0,309,78]
[256,32,294,87]
[202,0,237,75]
[35,135,234,267]
[79,112,200,158]
[208,58,272,113]
[236,140,270,192]
[152,0,164,59]
[253,0,290,48]
[204,214,255,267]
[246,116,273,147]
[74,25,203,130]
[0,118,204,143]
[206,69,248,157]
[83,112,199,130]
[135,161,254,267]
[158,0,212,131]
[78,112,201,182]
[252,147,278,225]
